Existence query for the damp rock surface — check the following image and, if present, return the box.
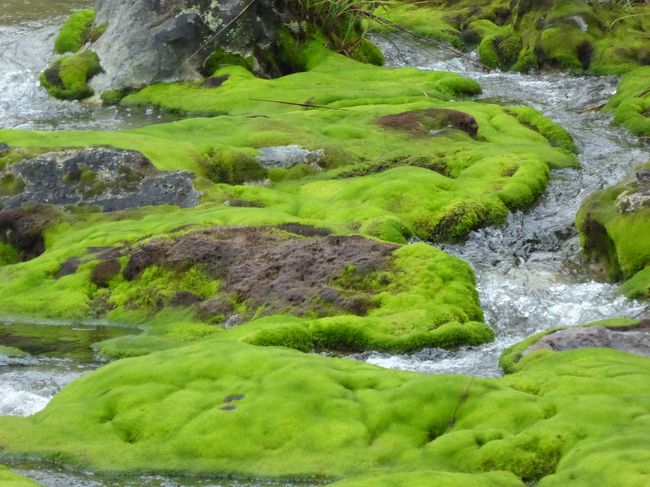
[0,148,199,211]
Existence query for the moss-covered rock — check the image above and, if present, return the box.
[39,51,102,100]
[54,9,95,54]
[606,66,650,137]
[375,0,650,74]
[1,337,650,485]
[576,165,650,298]
[0,467,39,487]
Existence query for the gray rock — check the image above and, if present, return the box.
[89,0,289,93]
[524,324,650,359]
[257,145,324,169]
[0,148,199,212]
[0,143,8,156]
[224,313,244,329]
[616,190,650,213]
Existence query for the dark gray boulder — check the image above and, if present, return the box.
[88,0,289,93]
[0,148,199,212]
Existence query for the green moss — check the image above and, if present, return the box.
[329,470,524,486]
[606,66,650,137]
[198,148,268,185]
[376,0,650,75]
[0,241,19,266]
[2,338,650,485]
[0,345,29,358]
[40,51,102,101]
[101,89,129,106]
[54,9,95,54]
[0,174,25,196]
[0,467,39,487]
[576,173,650,298]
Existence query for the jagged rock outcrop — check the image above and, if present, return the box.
[0,148,199,211]
[88,0,290,93]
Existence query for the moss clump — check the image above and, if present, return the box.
[198,148,268,185]
[375,0,650,75]
[0,467,39,487]
[0,241,19,266]
[0,345,29,358]
[54,9,95,54]
[0,174,25,196]
[40,51,102,100]
[2,338,650,485]
[329,471,523,486]
[576,169,650,298]
[606,66,650,137]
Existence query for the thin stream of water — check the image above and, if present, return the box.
[360,37,649,376]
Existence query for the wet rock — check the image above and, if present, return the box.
[170,291,203,307]
[56,258,82,278]
[123,226,398,318]
[88,0,291,92]
[378,109,479,137]
[224,314,244,328]
[256,145,325,170]
[0,148,199,212]
[90,259,121,288]
[523,322,650,359]
[201,75,230,88]
[0,143,9,156]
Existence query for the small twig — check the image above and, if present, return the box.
[250,98,346,110]
[578,101,608,113]
[611,12,650,28]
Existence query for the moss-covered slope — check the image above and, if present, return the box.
[1,329,650,485]
[606,66,650,137]
[0,467,39,487]
[375,0,650,74]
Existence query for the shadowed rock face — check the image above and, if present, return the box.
[523,321,650,358]
[89,0,285,92]
[0,148,199,211]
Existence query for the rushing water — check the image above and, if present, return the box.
[359,36,649,377]
[0,322,135,417]
[0,0,178,130]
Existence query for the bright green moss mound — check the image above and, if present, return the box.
[329,470,523,486]
[3,41,575,349]
[39,51,102,100]
[54,9,95,54]
[375,0,650,74]
[576,169,650,298]
[1,339,650,485]
[606,66,650,137]
[0,467,39,487]
[0,345,29,358]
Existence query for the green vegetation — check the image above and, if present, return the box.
[329,471,523,487]
[1,335,650,485]
[54,9,95,54]
[374,0,650,74]
[39,51,102,100]
[606,66,650,137]
[577,165,650,298]
[0,467,39,487]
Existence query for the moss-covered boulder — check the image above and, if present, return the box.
[606,66,650,137]
[577,164,650,298]
[39,51,102,100]
[0,467,39,487]
[54,9,95,54]
[375,0,650,74]
[2,335,650,485]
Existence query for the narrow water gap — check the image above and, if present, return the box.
[355,36,649,377]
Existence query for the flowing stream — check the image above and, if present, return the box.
[359,36,649,376]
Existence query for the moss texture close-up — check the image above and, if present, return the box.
[1,322,650,485]
[374,0,650,74]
